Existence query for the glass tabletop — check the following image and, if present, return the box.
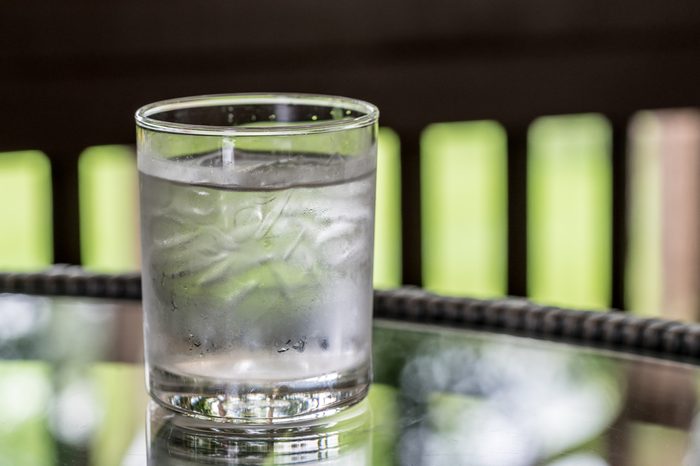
[1,293,699,466]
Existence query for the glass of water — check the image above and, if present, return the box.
[135,94,378,424]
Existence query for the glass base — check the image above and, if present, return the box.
[147,398,373,465]
[148,363,370,424]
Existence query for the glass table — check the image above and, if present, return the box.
[1,291,700,465]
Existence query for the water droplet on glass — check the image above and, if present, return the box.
[277,339,292,353]
[292,338,306,352]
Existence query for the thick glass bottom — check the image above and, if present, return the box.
[148,363,370,424]
[147,398,373,465]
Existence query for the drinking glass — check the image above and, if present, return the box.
[136,94,378,423]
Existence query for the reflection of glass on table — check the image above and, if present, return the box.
[147,400,371,465]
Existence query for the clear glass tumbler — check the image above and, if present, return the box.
[135,94,378,423]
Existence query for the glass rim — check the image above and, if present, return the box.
[135,93,379,137]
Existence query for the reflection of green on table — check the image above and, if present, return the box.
[0,318,626,466]
[0,362,145,466]
[0,357,399,466]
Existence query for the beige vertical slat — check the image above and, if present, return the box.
[658,110,700,321]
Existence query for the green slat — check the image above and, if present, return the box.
[374,128,402,289]
[421,121,507,297]
[79,145,139,272]
[528,114,612,309]
[0,151,52,271]
[626,112,662,316]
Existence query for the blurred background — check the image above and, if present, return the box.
[3,1,700,464]
[3,0,700,318]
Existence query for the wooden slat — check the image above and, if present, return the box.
[0,151,53,270]
[527,114,612,309]
[421,121,507,297]
[374,129,403,289]
[659,110,700,321]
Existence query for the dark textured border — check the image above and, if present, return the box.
[3,268,700,359]
[373,287,700,360]
[0,267,142,300]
